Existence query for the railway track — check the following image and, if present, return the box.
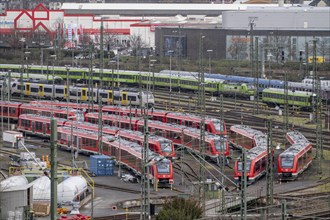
[94,213,140,220]
[94,183,142,194]
[154,90,330,148]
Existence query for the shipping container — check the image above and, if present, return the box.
[90,155,114,176]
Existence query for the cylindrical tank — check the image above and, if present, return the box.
[31,176,51,201]
[0,176,28,191]
[58,176,87,204]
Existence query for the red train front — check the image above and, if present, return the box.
[278,131,312,181]
[234,145,268,184]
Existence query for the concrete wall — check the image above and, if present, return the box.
[222,8,330,30]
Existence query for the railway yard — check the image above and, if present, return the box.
[0,78,329,220]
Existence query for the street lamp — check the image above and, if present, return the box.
[206,49,213,74]
[168,50,174,110]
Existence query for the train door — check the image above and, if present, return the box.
[25,83,31,96]
[122,92,128,106]
[109,91,112,104]
[81,88,87,101]
[64,86,68,99]
[38,84,44,97]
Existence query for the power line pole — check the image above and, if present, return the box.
[198,34,206,215]
[141,114,150,220]
[254,37,259,114]
[50,118,58,220]
[88,41,94,112]
[248,18,256,78]
[313,39,323,177]
[266,119,273,216]
[220,93,226,214]
[98,20,104,155]
[240,148,247,220]
[283,69,289,134]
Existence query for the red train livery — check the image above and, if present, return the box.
[17,114,175,159]
[64,120,176,158]
[232,125,269,184]
[85,112,230,159]
[277,131,312,181]
[57,127,174,186]
[0,101,81,121]
[229,124,266,150]
[29,101,227,136]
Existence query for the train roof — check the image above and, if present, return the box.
[230,125,264,139]
[280,142,310,157]
[245,145,267,160]
[19,114,67,122]
[263,88,314,96]
[286,131,309,144]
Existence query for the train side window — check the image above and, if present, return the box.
[255,160,261,172]
[31,87,39,92]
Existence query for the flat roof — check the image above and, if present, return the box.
[61,3,293,16]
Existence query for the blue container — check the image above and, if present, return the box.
[90,155,115,176]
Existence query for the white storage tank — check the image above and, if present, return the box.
[0,176,28,191]
[31,176,51,201]
[58,176,87,204]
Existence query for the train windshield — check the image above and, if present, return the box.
[237,161,251,172]
[281,155,294,168]
[215,139,226,151]
[212,119,224,132]
[157,160,170,174]
[160,140,172,153]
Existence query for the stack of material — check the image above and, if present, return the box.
[33,202,50,217]
[57,214,91,220]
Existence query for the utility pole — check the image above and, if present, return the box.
[283,69,289,134]
[313,39,323,176]
[198,34,206,215]
[50,118,58,220]
[220,94,226,214]
[240,148,247,220]
[305,42,309,78]
[20,38,25,102]
[141,114,150,220]
[88,41,94,112]
[254,37,259,114]
[248,18,256,78]
[98,19,104,155]
[266,119,273,216]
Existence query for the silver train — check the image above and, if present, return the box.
[1,80,155,108]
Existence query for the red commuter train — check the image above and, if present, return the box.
[234,145,268,184]
[64,120,176,158]
[17,114,175,158]
[0,101,81,121]
[57,127,174,186]
[85,112,230,159]
[229,124,266,150]
[29,101,227,136]
[277,131,313,181]
[231,125,269,184]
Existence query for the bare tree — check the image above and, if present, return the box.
[317,39,330,62]
[227,36,249,60]
[128,34,147,57]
